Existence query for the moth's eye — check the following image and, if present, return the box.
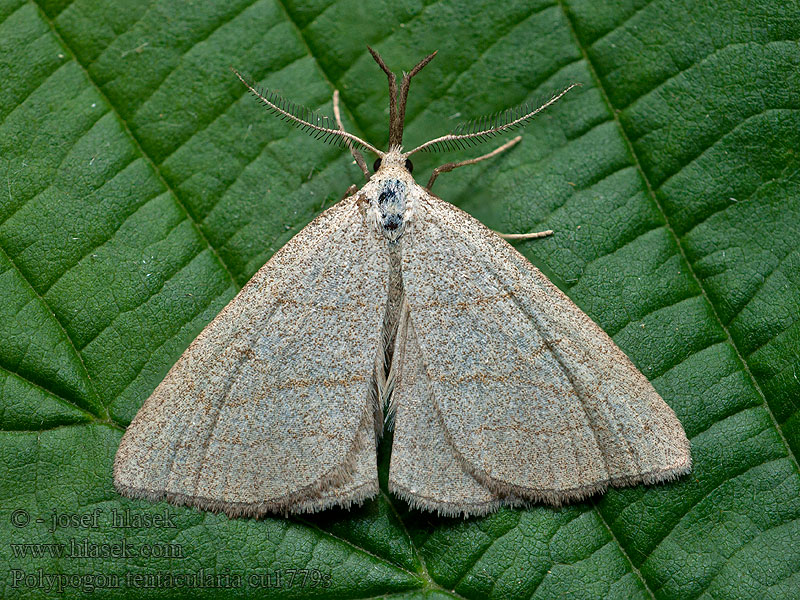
[404,159,414,174]
[373,158,382,172]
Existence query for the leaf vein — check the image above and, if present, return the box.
[31,0,240,296]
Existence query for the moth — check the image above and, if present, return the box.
[114,49,691,517]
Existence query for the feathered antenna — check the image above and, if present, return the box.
[404,83,581,156]
[232,68,383,157]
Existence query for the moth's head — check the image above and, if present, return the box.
[372,148,414,178]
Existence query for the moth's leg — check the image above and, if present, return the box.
[333,90,370,179]
[426,136,553,241]
[426,136,521,190]
[495,229,553,240]
[316,184,356,212]
[333,89,367,201]
[340,184,358,200]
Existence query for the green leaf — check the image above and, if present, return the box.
[2,0,799,598]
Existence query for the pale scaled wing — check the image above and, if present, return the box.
[114,193,387,516]
[392,191,691,512]
[389,300,524,516]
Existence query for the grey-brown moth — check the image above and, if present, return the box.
[114,49,691,518]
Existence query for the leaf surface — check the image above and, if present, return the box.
[2,0,799,598]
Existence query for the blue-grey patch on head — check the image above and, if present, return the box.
[375,179,408,243]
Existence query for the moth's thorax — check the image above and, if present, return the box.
[364,155,417,244]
